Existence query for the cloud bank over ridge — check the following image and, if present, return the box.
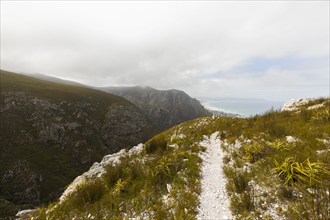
[1,1,329,100]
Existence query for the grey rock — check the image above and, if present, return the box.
[99,86,211,130]
[16,209,37,219]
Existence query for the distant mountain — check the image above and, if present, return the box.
[20,74,212,130]
[99,86,212,131]
[0,70,155,217]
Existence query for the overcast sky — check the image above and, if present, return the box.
[1,1,329,101]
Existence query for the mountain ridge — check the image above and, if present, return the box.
[100,86,212,131]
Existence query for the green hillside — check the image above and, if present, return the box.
[0,70,155,218]
[29,97,329,219]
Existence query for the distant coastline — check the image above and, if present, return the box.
[201,99,284,117]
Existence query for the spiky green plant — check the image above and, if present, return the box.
[274,157,307,186]
[113,178,128,196]
[273,157,330,186]
[243,144,263,162]
[265,140,288,151]
[153,156,172,178]
[304,158,330,185]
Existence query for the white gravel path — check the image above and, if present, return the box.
[197,132,232,220]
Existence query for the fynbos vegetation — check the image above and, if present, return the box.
[10,97,330,219]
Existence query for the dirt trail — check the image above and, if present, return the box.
[197,132,232,220]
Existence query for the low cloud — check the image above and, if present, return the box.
[1,1,329,101]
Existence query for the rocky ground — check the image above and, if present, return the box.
[197,132,232,220]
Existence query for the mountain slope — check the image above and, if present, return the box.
[100,86,211,131]
[28,97,329,219]
[0,70,155,217]
[22,73,88,88]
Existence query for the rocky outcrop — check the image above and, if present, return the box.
[100,86,211,130]
[281,97,329,112]
[281,98,315,111]
[58,143,144,204]
[0,70,155,216]
[16,209,38,220]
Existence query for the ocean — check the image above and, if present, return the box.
[201,99,284,117]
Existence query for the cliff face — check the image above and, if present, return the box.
[100,86,211,131]
[0,70,155,215]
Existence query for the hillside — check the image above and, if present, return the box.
[0,70,156,218]
[99,86,211,131]
[22,73,88,88]
[26,97,330,219]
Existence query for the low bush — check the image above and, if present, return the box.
[243,144,264,163]
[145,133,168,154]
[71,179,106,207]
[312,108,330,121]
[224,167,249,194]
[286,186,330,220]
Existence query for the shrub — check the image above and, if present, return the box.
[230,191,255,216]
[312,108,330,121]
[269,121,287,137]
[146,133,168,154]
[152,156,173,185]
[287,186,330,220]
[243,144,264,163]
[103,162,127,187]
[71,179,106,206]
[224,167,249,194]
[265,140,288,151]
[113,178,128,196]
